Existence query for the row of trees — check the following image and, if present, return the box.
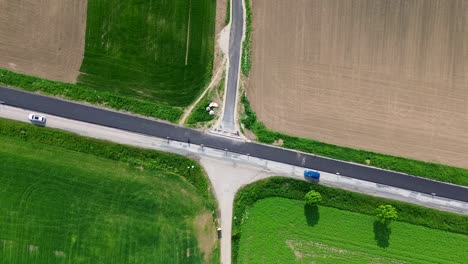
[304,190,398,224]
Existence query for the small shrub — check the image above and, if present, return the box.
[304,190,322,206]
[376,205,398,225]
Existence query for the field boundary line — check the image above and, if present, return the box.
[185,0,192,65]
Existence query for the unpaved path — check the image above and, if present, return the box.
[0,0,87,82]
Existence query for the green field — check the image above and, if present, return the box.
[237,197,468,264]
[0,119,218,263]
[79,0,216,107]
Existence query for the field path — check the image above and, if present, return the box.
[185,0,192,65]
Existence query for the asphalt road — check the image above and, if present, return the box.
[1,86,468,202]
[220,0,243,132]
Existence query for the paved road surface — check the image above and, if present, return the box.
[1,86,468,202]
[220,0,243,133]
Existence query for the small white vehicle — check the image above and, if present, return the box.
[28,113,46,125]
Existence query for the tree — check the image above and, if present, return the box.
[304,190,322,206]
[375,205,398,225]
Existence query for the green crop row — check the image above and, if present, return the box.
[241,0,252,76]
[240,93,468,186]
[231,177,468,263]
[0,68,183,122]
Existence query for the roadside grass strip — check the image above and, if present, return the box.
[186,75,225,126]
[225,0,231,25]
[241,0,252,76]
[0,68,182,123]
[240,93,468,186]
[232,177,468,263]
[0,118,218,263]
[237,197,468,264]
[79,0,215,107]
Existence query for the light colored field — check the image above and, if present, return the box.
[0,0,87,83]
[248,0,468,168]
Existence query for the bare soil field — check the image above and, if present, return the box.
[0,0,87,83]
[249,0,468,168]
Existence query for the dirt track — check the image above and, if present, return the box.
[249,0,468,168]
[0,0,87,83]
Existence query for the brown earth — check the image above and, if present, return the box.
[193,211,217,263]
[0,0,87,83]
[248,0,468,168]
[213,0,228,71]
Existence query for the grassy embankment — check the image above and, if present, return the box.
[1,0,216,122]
[232,178,468,263]
[240,94,468,186]
[241,0,252,76]
[0,118,218,263]
[225,0,231,25]
[186,75,225,127]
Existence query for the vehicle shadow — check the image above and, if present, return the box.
[373,221,391,248]
[304,204,320,226]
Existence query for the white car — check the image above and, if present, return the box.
[28,113,46,124]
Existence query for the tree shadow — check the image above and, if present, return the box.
[304,205,320,226]
[373,221,391,248]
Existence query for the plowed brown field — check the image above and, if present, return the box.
[0,0,87,82]
[249,0,468,168]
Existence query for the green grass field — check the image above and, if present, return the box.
[79,0,216,107]
[237,197,468,264]
[0,119,218,263]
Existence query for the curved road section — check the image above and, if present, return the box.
[220,0,243,133]
[1,86,468,202]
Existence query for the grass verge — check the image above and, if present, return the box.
[186,75,225,126]
[240,93,468,186]
[237,197,468,263]
[0,69,183,122]
[241,0,252,76]
[232,177,468,263]
[225,0,231,25]
[0,118,218,262]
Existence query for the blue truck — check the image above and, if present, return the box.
[304,170,320,179]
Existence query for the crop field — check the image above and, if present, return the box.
[0,120,217,263]
[0,0,87,82]
[79,0,216,107]
[237,197,468,263]
[248,0,468,168]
